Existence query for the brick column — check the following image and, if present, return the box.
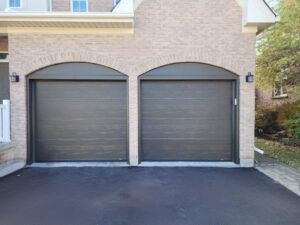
[128,75,139,166]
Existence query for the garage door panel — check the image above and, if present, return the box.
[141,80,234,161]
[37,119,127,139]
[142,139,232,161]
[37,101,127,119]
[142,102,231,119]
[142,119,231,139]
[36,139,127,161]
[36,81,126,99]
[142,82,231,99]
[34,80,127,162]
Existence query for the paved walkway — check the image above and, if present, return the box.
[255,153,300,196]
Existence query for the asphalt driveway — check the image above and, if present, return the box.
[0,167,299,225]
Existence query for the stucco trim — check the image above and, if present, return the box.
[235,0,276,33]
[0,12,134,33]
[2,27,134,34]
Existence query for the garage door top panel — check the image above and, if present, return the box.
[29,63,126,80]
[141,63,238,80]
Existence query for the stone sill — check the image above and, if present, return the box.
[0,160,26,178]
[272,95,288,100]
[0,142,16,154]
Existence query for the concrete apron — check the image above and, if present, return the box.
[29,162,240,168]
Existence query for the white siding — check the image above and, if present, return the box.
[0,0,50,12]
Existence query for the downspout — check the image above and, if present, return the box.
[255,147,264,155]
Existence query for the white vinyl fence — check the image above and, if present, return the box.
[0,100,10,142]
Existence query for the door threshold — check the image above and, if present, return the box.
[29,161,240,168]
[139,161,240,168]
[29,162,129,168]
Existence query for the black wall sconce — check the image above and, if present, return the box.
[10,72,20,83]
[246,72,254,83]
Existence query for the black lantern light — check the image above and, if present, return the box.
[10,72,20,83]
[246,72,254,83]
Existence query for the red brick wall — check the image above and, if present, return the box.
[256,87,300,107]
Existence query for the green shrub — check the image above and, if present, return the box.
[255,105,279,134]
[276,102,300,127]
[286,111,300,144]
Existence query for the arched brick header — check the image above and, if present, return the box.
[132,51,247,76]
[22,50,247,77]
[22,51,129,77]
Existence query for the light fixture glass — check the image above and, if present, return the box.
[246,72,254,83]
[10,72,19,82]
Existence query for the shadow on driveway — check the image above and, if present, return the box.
[0,167,299,225]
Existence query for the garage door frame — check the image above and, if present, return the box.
[26,63,129,164]
[138,63,240,164]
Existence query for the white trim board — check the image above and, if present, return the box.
[236,0,276,33]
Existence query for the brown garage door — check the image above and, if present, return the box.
[140,63,238,162]
[0,63,9,101]
[29,63,128,162]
